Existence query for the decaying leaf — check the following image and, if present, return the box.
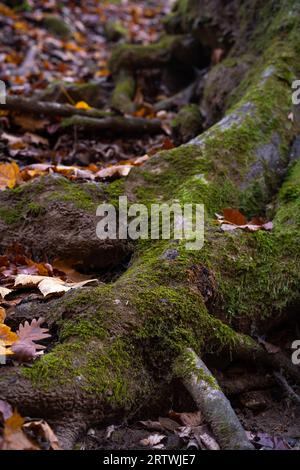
[0,161,21,190]
[0,399,12,421]
[169,410,202,427]
[23,420,61,450]
[192,425,220,450]
[11,317,51,363]
[0,323,18,346]
[0,306,6,323]
[0,287,12,299]
[216,208,273,233]
[1,410,40,451]
[14,274,98,298]
[96,164,132,179]
[140,433,166,448]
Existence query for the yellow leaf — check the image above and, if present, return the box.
[0,324,18,346]
[4,411,25,433]
[75,101,91,110]
[0,344,14,356]
[0,162,21,190]
[0,306,6,323]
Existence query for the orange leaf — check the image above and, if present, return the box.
[0,324,18,346]
[0,162,21,190]
[75,101,91,110]
[223,208,247,226]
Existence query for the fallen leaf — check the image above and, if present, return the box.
[0,306,6,323]
[96,164,132,179]
[13,274,98,297]
[1,411,39,450]
[0,400,12,421]
[139,420,164,431]
[75,101,91,110]
[140,433,166,447]
[0,162,21,190]
[223,208,247,226]
[158,417,180,432]
[0,323,18,346]
[169,410,202,427]
[23,420,61,450]
[0,287,12,299]
[11,317,50,362]
[193,425,220,450]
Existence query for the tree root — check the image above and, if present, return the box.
[0,96,112,119]
[61,115,162,135]
[110,69,136,115]
[273,372,300,406]
[217,372,275,396]
[176,349,254,450]
[229,335,300,386]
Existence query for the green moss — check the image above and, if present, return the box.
[109,35,183,73]
[111,70,135,114]
[46,178,97,211]
[59,319,107,341]
[174,349,221,390]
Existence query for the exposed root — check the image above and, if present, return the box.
[217,372,275,396]
[176,348,254,450]
[273,372,300,406]
[232,336,300,386]
[61,115,162,135]
[110,69,136,115]
[0,96,111,119]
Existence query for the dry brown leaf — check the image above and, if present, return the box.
[0,306,6,323]
[158,417,180,432]
[140,433,166,447]
[0,400,12,421]
[96,164,132,179]
[1,411,40,450]
[139,420,164,431]
[23,420,61,450]
[223,208,247,226]
[0,287,12,299]
[11,317,51,362]
[52,259,94,283]
[193,425,220,450]
[14,274,49,287]
[169,410,202,427]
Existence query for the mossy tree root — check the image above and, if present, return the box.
[0,96,111,119]
[176,349,254,450]
[61,115,162,135]
[109,35,193,74]
[110,69,136,115]
[0,0,300,450]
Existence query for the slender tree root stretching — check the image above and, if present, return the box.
[0,95,112,119]
[176,349,254,450]
[61,115,162,135]
[1,0,300,449]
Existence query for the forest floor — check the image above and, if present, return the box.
[0,0,300,451]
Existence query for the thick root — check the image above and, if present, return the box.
[176,349,253,450]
